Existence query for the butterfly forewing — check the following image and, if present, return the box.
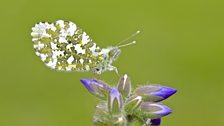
[31,20,103,72]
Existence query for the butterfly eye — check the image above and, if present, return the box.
[109,48,121,60]
[94,67,101,72]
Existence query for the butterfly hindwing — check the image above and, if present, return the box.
[31,20,103,72]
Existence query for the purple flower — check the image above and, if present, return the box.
[140,102,172,118]
[146,118,161,126]
[152,86,177,101]
[134,85,176,102]
[80,78,111,99]
[108,87,123,114]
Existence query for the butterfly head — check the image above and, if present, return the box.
[108,46,121,61]
[93,39,137,74]
[93,46,121,74]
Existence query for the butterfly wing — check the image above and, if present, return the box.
[31,20,103,71]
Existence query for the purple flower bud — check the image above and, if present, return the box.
[117,74,131,97]
[146,118,161,126]
[140,102,172,118]
[108,88,123,115]
[134,85,176,102]
[80,79,111,99]
[151,86,177,101]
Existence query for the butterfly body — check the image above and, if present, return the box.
[31,20,120,74]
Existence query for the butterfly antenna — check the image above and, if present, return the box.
[118,41,136,48]
[116,30,140,46]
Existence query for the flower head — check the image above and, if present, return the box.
[80,74,177,126]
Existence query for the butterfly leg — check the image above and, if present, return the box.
[108,65,119,76]
[92,72,101,79]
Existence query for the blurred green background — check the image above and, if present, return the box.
[1,0,224,126]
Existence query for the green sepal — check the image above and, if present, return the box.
[125,95,142,114]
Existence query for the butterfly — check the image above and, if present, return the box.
[31,20,139,74]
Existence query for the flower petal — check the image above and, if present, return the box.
[80,78,111,99]
[134,85,177,102]
[151,86,177,101]
[140,102,172,118]
[146,118,161,126]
